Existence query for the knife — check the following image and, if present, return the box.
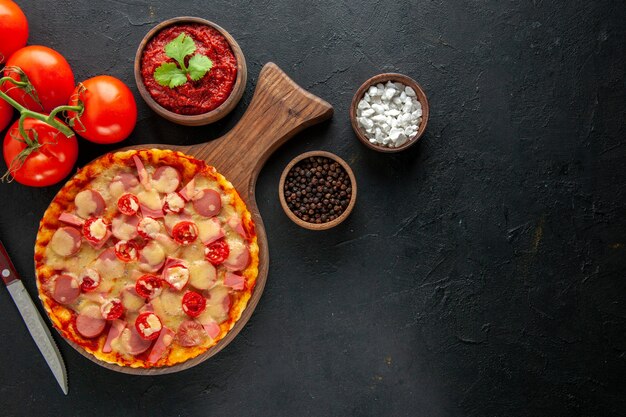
[0,239,68,395]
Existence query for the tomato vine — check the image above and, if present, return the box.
[0,70,83,182]
[0,74,80,138]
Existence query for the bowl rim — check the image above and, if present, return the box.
[278,151,357,231]
[349,72,429,153]
[134,16,247,126]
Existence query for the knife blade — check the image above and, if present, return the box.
[0,240,68,395]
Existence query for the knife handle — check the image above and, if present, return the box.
[0,240,20,285]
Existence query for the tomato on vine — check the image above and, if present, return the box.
[0,57,81,186]
[0,0,28,64]
[2,117,78,187]
[0,27,137,186]
[2,45,75,112]
[67,75,137,144]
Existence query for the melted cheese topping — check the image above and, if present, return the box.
[153,290,186,329]
[112,216,137,240]
[49,228,77,257]
[141,314,162,337]
[225,235,246,263]
[109,181,126,198]
[75,190,98,218]
[163,212,184,232]
[79,268,100,286]
[156,234,180,254]
[97,259,125,283]
[89,218,108,240]
[205,286,229,323]
[141,241,165,266]
[181,243,205,262]
[69,275,80,288]
[189,260,216,290]
[138,189,162,210]
[122,288,145,312]
[164,265,189,290]
[80,303,102,318]
[197,218,223,243]
[129,198,139,212]
[138,217,161,239]
[101,298,120,317]
[164,192,185,212]
[152,167,180,193]
[110,328,132,355]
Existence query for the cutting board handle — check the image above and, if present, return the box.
[191,62,334,200]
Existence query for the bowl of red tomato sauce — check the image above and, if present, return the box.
[134,17,247,126]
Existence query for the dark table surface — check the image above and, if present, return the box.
[1,0,624,416]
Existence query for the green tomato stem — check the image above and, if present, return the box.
[0,76,29,89]
[0,86,76,138]
[48,104,83,121]
[17,113,29,145]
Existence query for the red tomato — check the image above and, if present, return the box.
[82,217,110,245]
[0,0,28,64]
[78,268,101,292]
[114,240,139,262]
[182,291,206,318]
[177,320,206,347]
[67,75,137,144]
[117,193,139,215]
[172,221,199,245]
[0,97,14,132]
[205,238,229,265]
[101,298,124,320]
[3,46,75,112]
[2,118,78,187]
[135,274,164,299]
[135,312,162,341]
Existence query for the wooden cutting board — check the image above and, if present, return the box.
[61,62,333,374]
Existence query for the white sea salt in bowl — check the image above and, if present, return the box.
[350,73,429,153]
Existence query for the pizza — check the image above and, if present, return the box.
[34,149,259,368]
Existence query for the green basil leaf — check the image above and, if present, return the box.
[154,62,188,88]
[164,33,196,66]
[187,54,213,81]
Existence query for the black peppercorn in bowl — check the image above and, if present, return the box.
[279,151,357,230]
